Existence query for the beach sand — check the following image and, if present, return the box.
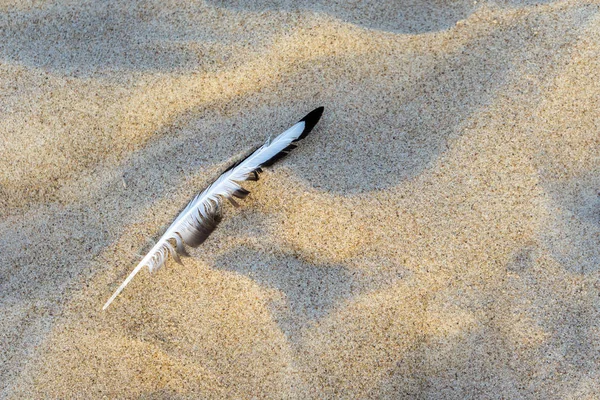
[1,0,600,398]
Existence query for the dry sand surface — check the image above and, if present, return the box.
[1,0,600,398]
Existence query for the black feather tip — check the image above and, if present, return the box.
[294,106,324,142]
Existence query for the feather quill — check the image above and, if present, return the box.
[103,107,324,310]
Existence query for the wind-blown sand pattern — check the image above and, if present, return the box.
[1,0,600,398]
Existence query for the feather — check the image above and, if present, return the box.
[103,107,324,310]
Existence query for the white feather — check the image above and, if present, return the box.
[103,107,323,310]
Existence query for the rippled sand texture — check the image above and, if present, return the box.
[2,0,600,398]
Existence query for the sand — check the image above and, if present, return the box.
[1,0,600,398]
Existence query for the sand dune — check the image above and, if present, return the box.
[1,0,599,398]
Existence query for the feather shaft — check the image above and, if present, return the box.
[103,239,168,310]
